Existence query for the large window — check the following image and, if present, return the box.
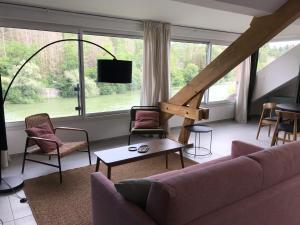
[170,42,238,103]
[258,40,300,71]
[83,34,142,114]
[170,41,207,96]
[0,28,79,122]
[208,44,238,102]
[0,27,143,122]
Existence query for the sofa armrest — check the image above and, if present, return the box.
[91,172,157,225]
[231,140,264,158]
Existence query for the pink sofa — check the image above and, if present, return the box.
[91,140,300,225]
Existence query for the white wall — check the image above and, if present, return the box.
[252,44,300,101]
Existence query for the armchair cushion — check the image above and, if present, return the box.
[134,111,159,129]
[25,122,63,153]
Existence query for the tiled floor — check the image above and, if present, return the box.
[0,119,272,225]
[0,190,36,225]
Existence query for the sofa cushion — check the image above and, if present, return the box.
[248,141,300,189]
[231,140,264,158]
[146,157,263,225]
[115,179,153,209]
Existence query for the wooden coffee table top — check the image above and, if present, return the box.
[94,139,185,167]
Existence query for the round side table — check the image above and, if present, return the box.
[184,124,213,156]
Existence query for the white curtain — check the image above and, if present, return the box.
[235,57,251,123]
[141,21,170,106]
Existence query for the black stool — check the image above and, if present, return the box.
[184,124,213,156]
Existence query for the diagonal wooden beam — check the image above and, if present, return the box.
[161,0,300,122]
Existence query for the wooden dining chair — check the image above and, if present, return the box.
[271,110,300,146]
[22,113,91,183]
[256,102,277,139]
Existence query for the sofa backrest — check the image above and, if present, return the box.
[249,141,300,189]
[146,157,263,225]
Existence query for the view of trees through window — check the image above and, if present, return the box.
[0,28,79,121]
[169,42,238,102]
[258,40,300,71]
[170,41,207,96]
[83,34,142,113]
[0,27,143,121]
[209,45,237,102]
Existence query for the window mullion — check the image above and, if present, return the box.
[204,43,212,104]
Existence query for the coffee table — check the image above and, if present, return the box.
[94,139,185,179]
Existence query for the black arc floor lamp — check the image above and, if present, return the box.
[0,38,132,193]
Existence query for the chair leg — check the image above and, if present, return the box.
[87,143,91,165]
[165,152,168,169]
[268,125,272,137]
[271,127,278,146]
[21,142,29,174]
[283,132,287,144]
[57,154,62,184]
[49,155,51,160]
[256,123,263,139]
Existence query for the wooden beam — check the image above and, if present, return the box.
[178,92,203,144]
[160,102,207,120]
[161,0,300,122]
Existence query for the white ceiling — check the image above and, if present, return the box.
[2,0,300,39]
[174,0,288,16]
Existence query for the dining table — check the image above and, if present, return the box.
[276,103,300,113]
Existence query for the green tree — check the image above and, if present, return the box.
[2,61,43,103]
[56,70,98,98]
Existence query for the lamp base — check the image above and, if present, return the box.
[0,176,24,193]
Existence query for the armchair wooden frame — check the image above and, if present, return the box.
[22,113,91,183]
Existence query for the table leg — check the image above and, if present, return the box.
[107,166,111,180]
[179,148,184,168]
[95,158,100,172]
[165,152,168,169]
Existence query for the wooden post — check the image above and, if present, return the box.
[178,92,203,144]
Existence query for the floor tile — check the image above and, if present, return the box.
[0,195,14,222]
[3,221,15,225]
[9,191,32,220]
[14,215,36,225]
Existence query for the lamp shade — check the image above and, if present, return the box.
[97,59,132,83]
[0,76,7,151]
